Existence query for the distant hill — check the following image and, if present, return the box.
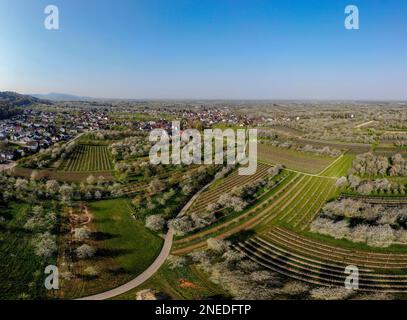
[0,101,20,120]
[32,92,94,101]
[0,91,50,107]
[0,91,51,120]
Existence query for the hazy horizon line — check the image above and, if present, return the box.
[17,91,407,103]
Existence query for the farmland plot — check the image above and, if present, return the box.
[172,173,339,254]
[59,144,113,172]
[374,147,407,158]
[171,172,302,254]
[257,144,336,174]
[12,166,115,182]
[236,226,407,292]
[228,175,407,292]
[319,154,355,178]
[171,144,407,292]
[294,138,372,154]
[185,163,274,216]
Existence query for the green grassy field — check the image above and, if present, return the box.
[90,199,163,273]
[0,202,54,300]
[58,198,163,299]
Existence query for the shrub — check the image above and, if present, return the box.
[32,232,57,258]
[59,185,74,202]
[86,175,96,185]
[279,281,310,296]
[145,214,166,232]
[166,255,187,270]
[311,217,397,247]
[336,176,348,188]
[310,286,354,300]
[73,227,91,240]
[206,238,230,253]
[76,244,96,259]
[83,266,99,277]
[46,180,60,194]
[190,211,216,229]
[167,217,194,236]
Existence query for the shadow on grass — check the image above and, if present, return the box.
[78,274,100,281]
[96,248,134,258]
[225,230,256,243]
[106,267,128,275]
[91,231,118,241]
[2,225,34,234]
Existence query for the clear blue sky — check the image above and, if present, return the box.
[1,0,406,100]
